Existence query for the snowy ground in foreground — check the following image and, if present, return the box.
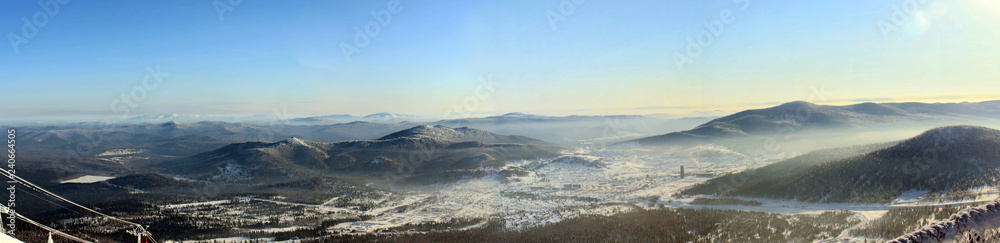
[0,232,24,243]
[669,191,1000,222]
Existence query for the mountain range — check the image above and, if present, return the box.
[156,125,562,183]
[682,125,1000,203]
[621,100,1000,146]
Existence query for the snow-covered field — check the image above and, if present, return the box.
[95,148,152,165]
[156,145,999,241]
[331,146,796,232]
[60,175,116,183]
[97,148,147,157]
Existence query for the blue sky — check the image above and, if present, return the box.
[2,0,999,120]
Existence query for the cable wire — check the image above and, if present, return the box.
[1,169,158,243]
[1,204,93,243]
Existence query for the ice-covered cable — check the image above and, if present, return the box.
[890,200,1000,242]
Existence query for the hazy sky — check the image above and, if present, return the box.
[2,0,999,120]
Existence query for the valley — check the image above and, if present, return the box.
[6,101,1000,242]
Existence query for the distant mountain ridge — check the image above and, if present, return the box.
[682,125,1000,203]
[439,112,648,124]
[287,113,417,123]
[621,100,1000,146]
[363,112,418,121]
[377,125,549,145]
[127,114,202,121]
[156,125,561,182]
